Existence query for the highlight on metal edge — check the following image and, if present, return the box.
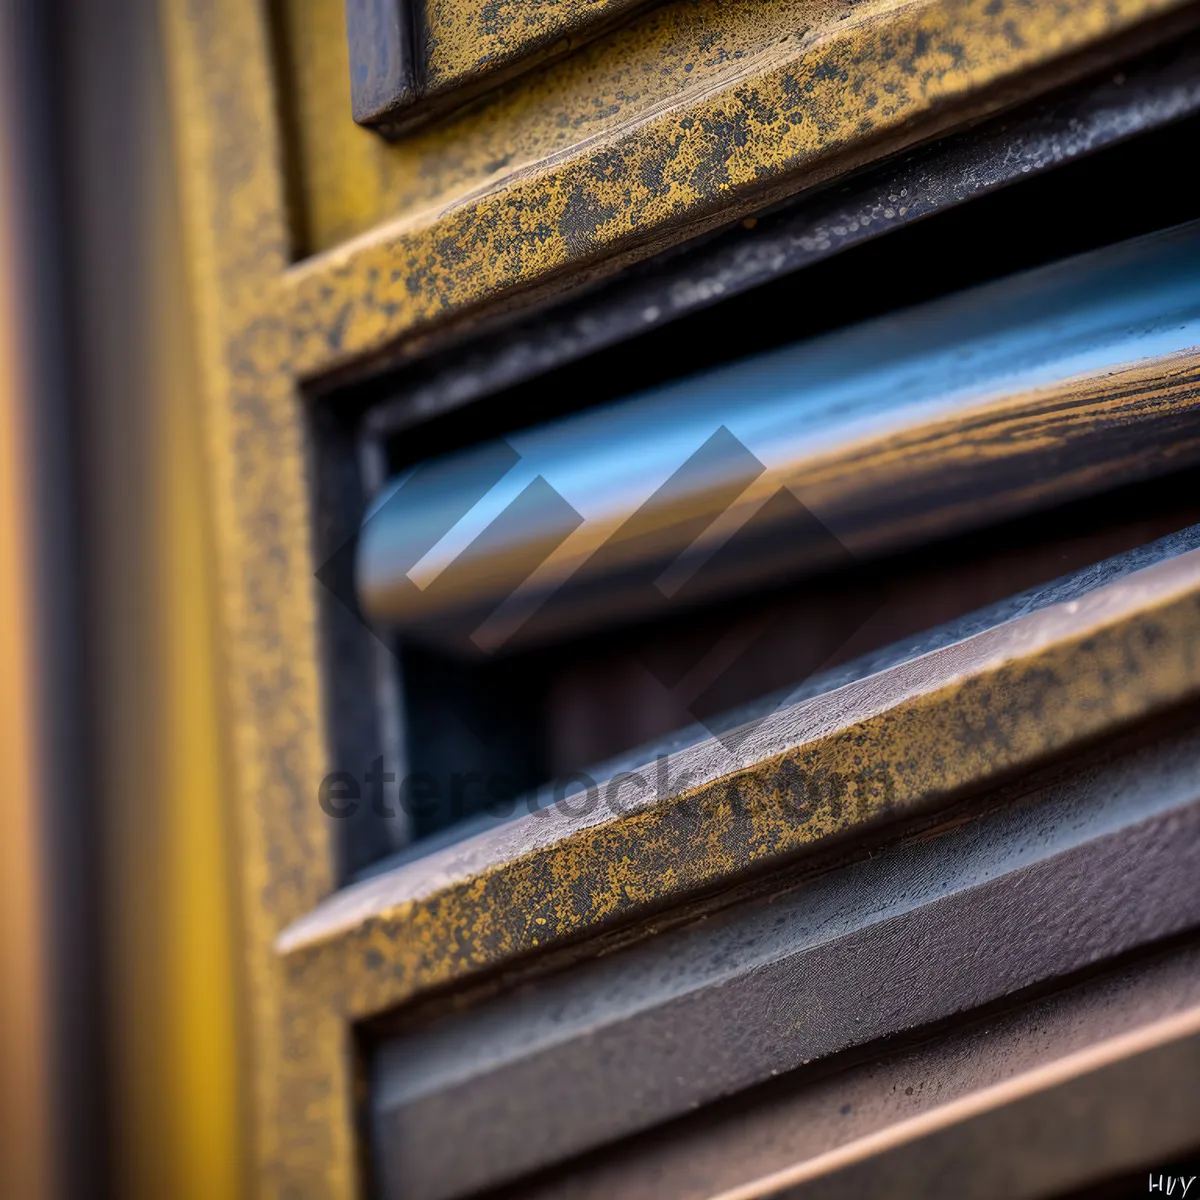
[356,221,1200,655]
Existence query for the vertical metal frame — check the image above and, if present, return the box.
[164,2,356,1193]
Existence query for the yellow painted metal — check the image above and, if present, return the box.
[98,10,246,1200]
[143,163,245,1200]
[423,0,656,99]
[279,0,1199,378]
[161,0,1200,1194]
[278,547,1200,1020]
[164,2,352,1194]
[424,0,649,87]
[102,234,247,1200]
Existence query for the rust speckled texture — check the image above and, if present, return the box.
[278,551,1200,1021]
[281,0,1199,377]
[164,1,351,1195]
[422,0,654,91]
[161,0,1200,1193]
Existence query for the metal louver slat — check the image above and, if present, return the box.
[357,222,1200,655]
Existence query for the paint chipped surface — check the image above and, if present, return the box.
[164,0,1199,1192]
[279,0,1196,378]
[280,552,1200,1022]
[423,0,657,93]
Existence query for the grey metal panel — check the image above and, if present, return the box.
[506,940,1200,1200]
[742,1017,1200,1200]
[369,724,1200,1200]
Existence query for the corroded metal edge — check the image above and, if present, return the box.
[285,0,1200,379]
[353,36,1200,420]
[356,0,661,136]
[420,0,657,99]
[279,546,1200,1020]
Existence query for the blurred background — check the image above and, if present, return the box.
[1,2,243,1197]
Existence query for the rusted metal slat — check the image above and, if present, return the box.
[279,540,1200,1022]
[352,34,1200,421]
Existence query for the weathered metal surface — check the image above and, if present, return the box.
[421,0,653,98]
[280,544,1200,1020]
[163,0,1200,1194]
[357,223,1200,650]
[354,521,1200,873]
[724,1010,1200,1199]
[354,34,1200,425]
[369,728,1200,1200]
[349,0,661,134]
[503,940,1200,1199]
[281,0,1200,375]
